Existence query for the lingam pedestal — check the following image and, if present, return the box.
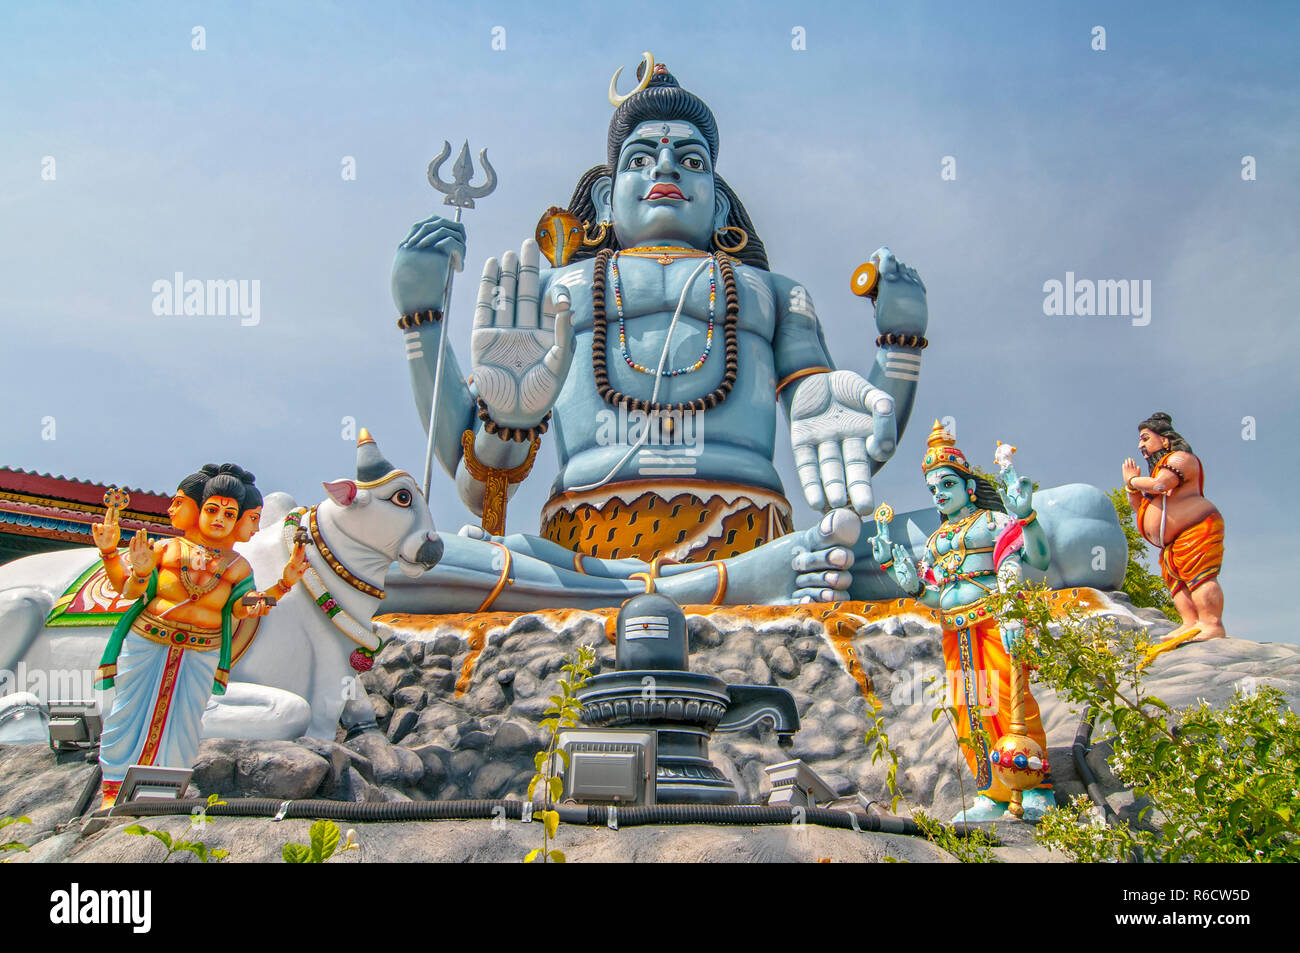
[573,594,800,805]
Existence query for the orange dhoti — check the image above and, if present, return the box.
[941,613,1050,802]
[1158,513,1225,596]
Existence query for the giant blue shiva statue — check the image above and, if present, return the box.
[384,55,1125,612]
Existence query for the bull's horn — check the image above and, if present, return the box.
[609,52,655,108]
[356,429,396,483]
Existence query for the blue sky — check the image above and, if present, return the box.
[1,2,1296,640]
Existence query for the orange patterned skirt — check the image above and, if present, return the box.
[1159,513,1225,596]
[541,479,793,563]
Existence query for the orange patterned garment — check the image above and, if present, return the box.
[1158,513,1225,596]
[541,481,793,563]
[942,616,1051,802]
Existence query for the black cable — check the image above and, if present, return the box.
[103,797,990,842]
[1073,705,1143,863]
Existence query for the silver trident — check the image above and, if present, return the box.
[421,141,498,500]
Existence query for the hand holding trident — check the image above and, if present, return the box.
[420,141,499,500]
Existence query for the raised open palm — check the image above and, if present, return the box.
[471,239,574,429]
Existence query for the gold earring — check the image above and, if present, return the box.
[582,220,609,246]
[713,225,748,253]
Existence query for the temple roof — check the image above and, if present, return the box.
[0,467,172,515]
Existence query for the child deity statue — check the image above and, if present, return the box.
[91,464,307,808]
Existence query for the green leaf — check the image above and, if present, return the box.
[147,829,173,850]
[548,695,566,708]
[1193,772,1212,802]
[124,824,148,836]
[176,842,208,864]
[209,848,230,862]
[539,718,560,731]
[527,777,539,800]
[534,751,549,771]
[549,776,564,802]
[549,849,566,863]
[524,848,541,863]
[0,817,31,832]
[310,819,340,862]
[1152,740,1174,769]
[555,748,570,769]
[543,810,559,839]
[282,843,311,864]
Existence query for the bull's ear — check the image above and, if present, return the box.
[323,479,358,506]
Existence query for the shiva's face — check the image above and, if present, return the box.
[608,120,721,249]
[233,506,262,543]
[926,467,974,518]
[167,493,198,532]
[197,495,240,542]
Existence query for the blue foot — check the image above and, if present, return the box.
[952,795,1007,823]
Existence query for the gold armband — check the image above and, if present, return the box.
[461,430,541,536]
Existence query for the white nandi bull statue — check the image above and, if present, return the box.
[0,431,442,742]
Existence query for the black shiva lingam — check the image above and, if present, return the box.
[575,594,800,805]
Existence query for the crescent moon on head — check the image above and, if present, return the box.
[609,52,655,107]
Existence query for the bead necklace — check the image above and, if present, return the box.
[178,540,235,600]
[619,245,713,265]
[612,252,716,376]
[591,248,740,415]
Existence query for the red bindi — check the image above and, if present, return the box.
[661,137,670,143]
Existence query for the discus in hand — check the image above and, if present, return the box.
[103,488,130,524]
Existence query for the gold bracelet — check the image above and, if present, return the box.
[461,429,541,536]
[1019,510,1038,526]
[99,548,120,559]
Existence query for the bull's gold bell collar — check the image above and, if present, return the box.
[922,420,974,478]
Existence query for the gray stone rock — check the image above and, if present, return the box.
[491,721,535,755]
[232,742,331,799]
[387,707,419,745]
[293,737,354,791]
[864,634,908,669]
[792,637,821,662]
[768,645,799,680]
[433,635,463,657]
[411,744,450,796]
[393,686,428,711]
[689,617,725,648]
[459,730,491,751]
[449,749,484,779]
[426,670,457,693]
[512,671,540,698]
[470,762,517,799]
[497,668,516,685]
[467,679,506,714]
[425,653,453,670]
[346,731,423,787]
[746,657,772,685]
